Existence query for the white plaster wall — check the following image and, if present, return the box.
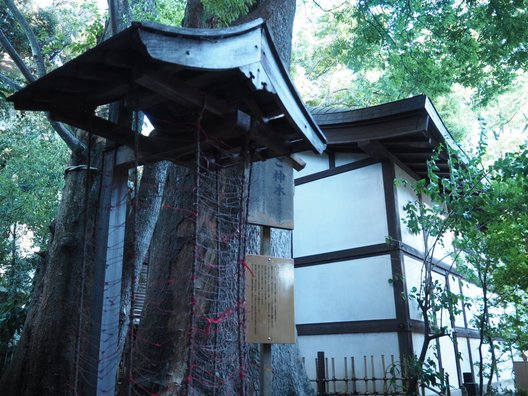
[438,334,460,386]
[299,332,400,393]
[295,255,396,324]
[403,256,423,321]
[395,166,424,251]
[412,333,438,366]
[496,343,514,383]
[430,271,453,332]
[468,338,515,391]
[403,254,463,331]
[334,152,370,167]
[457,337,473,373]
[413,333,472,394]
[460,281,481,329]
[395,167,458,265]
[294,163,388,257]
[294,150,330,178]
[449,275,466,328]
[469,337,491,380]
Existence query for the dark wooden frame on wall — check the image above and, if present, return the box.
[295,96,479,387]
[294,154,480,387]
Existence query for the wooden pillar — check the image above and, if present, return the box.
[86,148,129,396]
[382,161,414,360]
[316,351,326,395]
[260,225,272,396]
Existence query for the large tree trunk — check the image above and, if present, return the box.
[2,1,311,394]
[128,1,313,395]
[0,136,104,395]
[0,1,136,394]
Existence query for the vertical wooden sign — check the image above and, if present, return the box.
[248,158,294,230]
[245,254,295,344]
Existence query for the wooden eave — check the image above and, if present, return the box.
[8,19,326,167]
[311,96,463,180]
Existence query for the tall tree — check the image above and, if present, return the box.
[127,1,312,394]
[0,1,148,394]
[1,0,311,394]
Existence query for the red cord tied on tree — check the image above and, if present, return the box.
[240,258,255,277]
[201,306,236,337]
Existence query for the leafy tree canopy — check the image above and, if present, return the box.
[293,0,528,148]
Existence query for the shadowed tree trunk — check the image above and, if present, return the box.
[0,135,104,395]
[1,0,312,394]
[128,1,313,395]
[0,1,141,394]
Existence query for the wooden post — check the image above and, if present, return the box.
[86,148,128,396]
[259,225,272,396]
[316,351,326,395]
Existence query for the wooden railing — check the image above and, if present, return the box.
[303,352,451,396]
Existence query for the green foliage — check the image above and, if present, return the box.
[202,0,255,26]
[0,103,68,369]
[0,251,37,373]
[292,1,528,151]
[60,0,105,58]
[131,0,186,26]
[315,0,528,107]
[0,110,68,244]
[0,0,105,81]
[398,130,528,390]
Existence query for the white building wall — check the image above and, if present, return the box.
[334,152,370,167]
[403,255,423,321]
[457,337,473,373]
[394,166,458,265]
[395,166,425,251]
[294,150,330,178]
[294,163,388,257]
[438,333,460,386]
[461,281,481,329]
[449,276,466,328]
[295,255,396,324]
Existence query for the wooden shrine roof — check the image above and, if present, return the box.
[311,96,463,179]
[9,19,326,167]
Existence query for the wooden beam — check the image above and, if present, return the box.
[75,63,128,82]
[124,89,165,111]
[49,111,171,159]
[135,72,233,117]
[358,140,421,181]
[323,114,428,145]
[297,319,402,336]
[50,111,134,144]
[313,96,428,126]
[294,157,378,186]
[295,242,393,267]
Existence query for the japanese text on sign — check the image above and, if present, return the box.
[244,254,295,344]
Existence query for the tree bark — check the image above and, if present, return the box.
[235,0,296,70]
[0,137,104,395]
[2,1,310,394]
[130,3,312,394]
[0,1,133,393]
[128,165,196,394]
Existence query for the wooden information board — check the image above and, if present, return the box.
[245,254,295,344]
[248,158,294,230]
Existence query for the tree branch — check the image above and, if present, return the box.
[108,0,132,35]
[0,72,22,91]
[0,8,86,156]
[0,28,35,82]
[47,118,87,156]
[3,0,46,78]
